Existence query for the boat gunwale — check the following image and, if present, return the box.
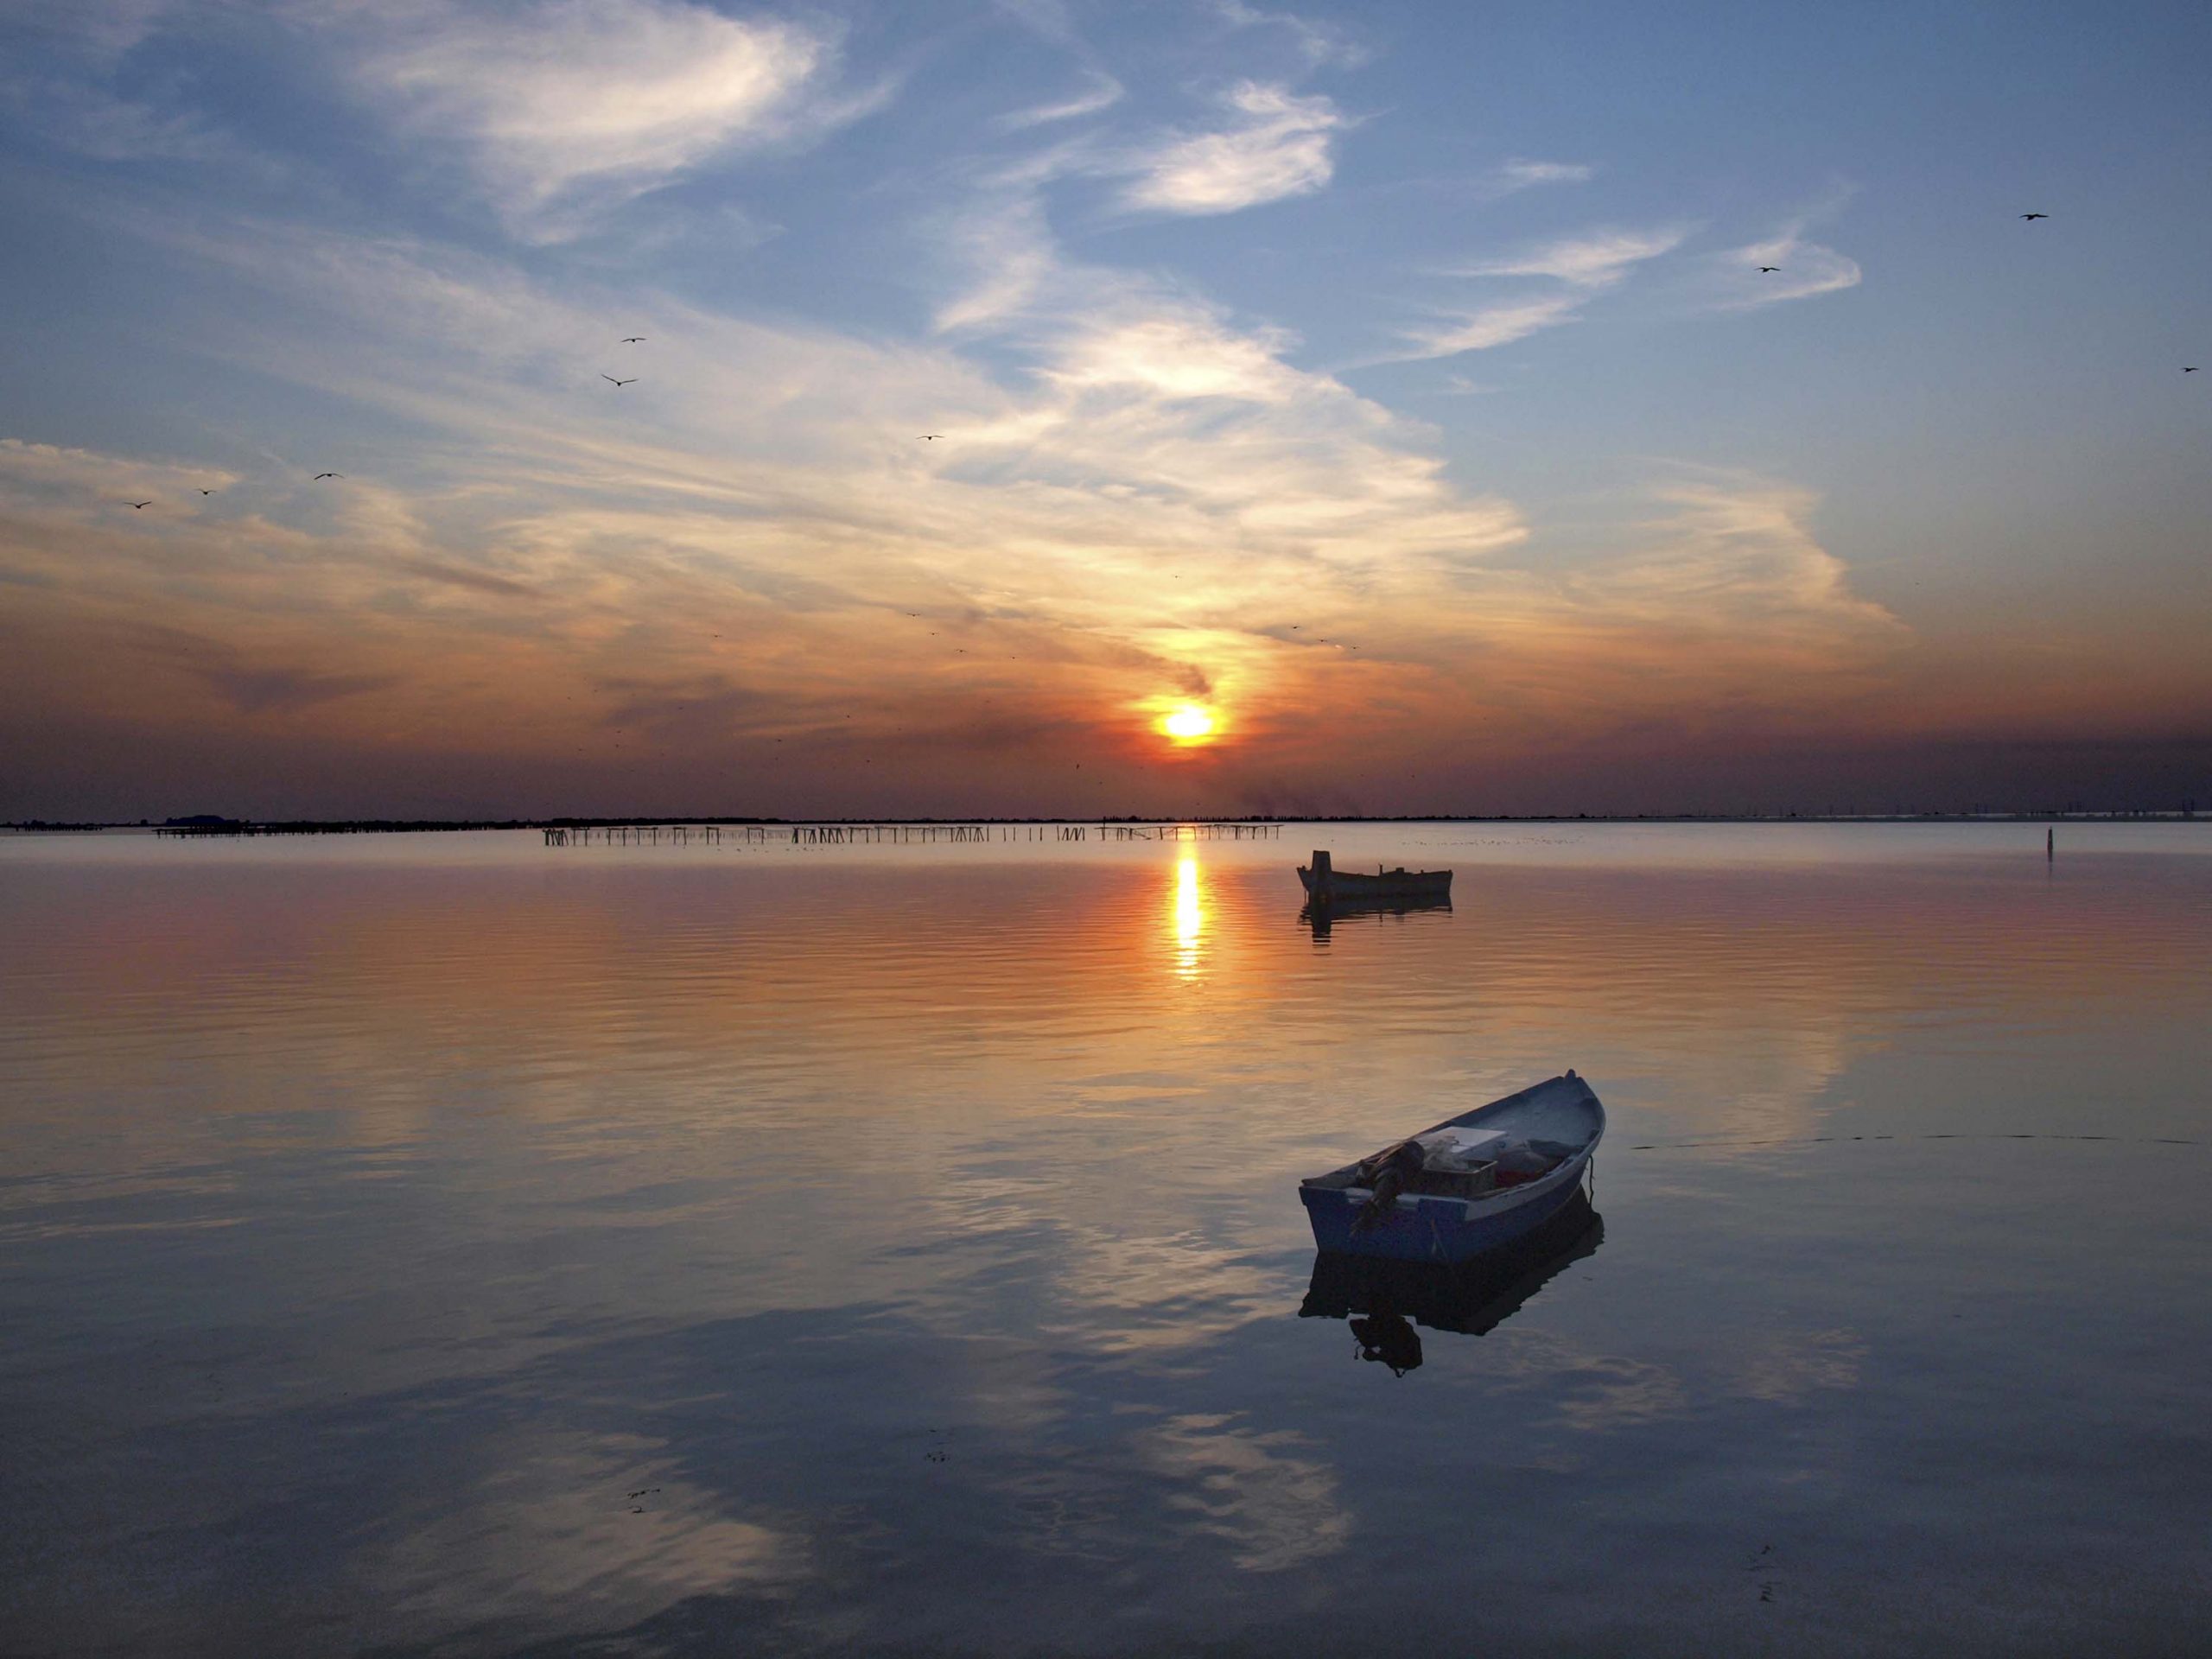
[1300,1073,1605,1211]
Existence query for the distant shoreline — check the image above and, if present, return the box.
[4,811,2202,836]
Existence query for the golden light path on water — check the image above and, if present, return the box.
[1173,853,1205,980]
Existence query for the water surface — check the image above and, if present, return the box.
[3,823,2208,1656]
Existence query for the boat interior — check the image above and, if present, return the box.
[1304,1139,1583,1200]
[1303,1077,1603,1202]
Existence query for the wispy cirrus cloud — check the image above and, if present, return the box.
[1581,474,1904,655]
[1213,1,1366,72]
[1449,226,1690,287]
[1120,80,1346,216]
[0,437,234,516]
[1394,294,1586,359]
[997,69,1124,130]
[1707,215,1863,310]
[346,0,860,241]
[195,660,397,715]
[1492,157,1594,191]
[1385,226,1687,362]
[0,0,239,163]
[931,194,1059,334]
[3,0,181,61]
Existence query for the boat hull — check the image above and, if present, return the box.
[1300,1194,1603,1333]
[1297,868,1452,899]
[1300,1166,1589,1262]
[1299,1072,1605,1263]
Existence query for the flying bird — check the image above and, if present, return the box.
[128,500,151,509]
[918,434,944,441]
[1758,265,1780,273]
[2185,366,2200,373]
[2019,212,2049,221]
[620,336,645,344]
[601,375,636,387]
[313,472,343,480]
[199,488,215,495]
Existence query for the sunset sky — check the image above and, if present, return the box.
[3,0,2208,820]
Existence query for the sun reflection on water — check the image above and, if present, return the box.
[1172,854,1205,979]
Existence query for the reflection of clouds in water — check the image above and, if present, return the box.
[1468,1329,1690,1435]
[1592,1021,1866,1159]
[996,1467,1128,1564]
[1734,1328,1866,1402]
[1613,1021,1854,1149]
[1140,1414,1351,1572]
[1444,1321,1865,1446]
[366,1429,807,1641]
[1053,1232,1280,1353]
[924,1165,1065,1237]
[1546,1357,1691,1433]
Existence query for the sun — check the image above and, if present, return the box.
[1160,704,1217,744]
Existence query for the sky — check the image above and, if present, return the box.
[2,0,2209,821]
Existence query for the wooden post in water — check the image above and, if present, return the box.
[2048,826,2054,862]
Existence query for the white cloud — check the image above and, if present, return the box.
[1213,1,1366,71]
[132,211,1528,591]
[1708,218,1863,309]
[1584,474,1904,653]
[997,70,1123,130]
[932,195,1058,334]
[1385,226,1686,362]
[0,437,234,516]
[1454,226,1688,288]
[1121,81,1345,217]
[351,0,844,240]
[1045,309,1308,404]
[1395,295,1586,359]
[1493,158,1594,191]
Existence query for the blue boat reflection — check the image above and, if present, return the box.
[1300,1192,1603,1376]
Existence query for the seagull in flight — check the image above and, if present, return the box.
[313,472,343,480]
[128,500,151,509]
[1757,265,1781,273]
[2019,212,2049,221]
[602,374,637,387]
[620,336,645,344]
[199,488,215,495]
[918,433,944,441]
[2184,366,2200,373]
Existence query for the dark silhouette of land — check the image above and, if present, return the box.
[5,805,2200,836]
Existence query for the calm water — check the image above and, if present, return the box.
[3,823,2209,1657]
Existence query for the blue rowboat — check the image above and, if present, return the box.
[1299,1072,1605,1262]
